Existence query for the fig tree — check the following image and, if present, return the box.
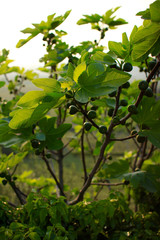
[123,62,133,72]
[138,81,148,91]
[84,122,92,131]
[99,125,107,134]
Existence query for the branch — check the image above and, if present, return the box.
[144,144,155,160]
[68,132,112,205]
[9,181,27,205]
[112,86,121,117]
[42,152,66,197]
[91,182,125,187]
[81,116,88,182]
[125,125,139,148]
[76,102,99,129]
[63,129,82,149]
[110,133,137,141]
[137,140,147,169]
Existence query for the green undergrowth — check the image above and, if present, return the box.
[0,191,160,240]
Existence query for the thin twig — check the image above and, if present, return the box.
[91,182,125,187]
[110,133,137,141]
[42,152,66,197]
[81,116,88,183]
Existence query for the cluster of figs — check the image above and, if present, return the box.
[66,62,154,140]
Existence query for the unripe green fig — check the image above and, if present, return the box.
[112,116,120,124]
[108,155,112,160]
[108,108,114,117]
[109,91,116,97]
[131,130,137,135]
[136,135,146,143]
[122,81,130,89]
[84,122,92,131]
[35,149,41,155]
[123,62,133,72]
[0,172,6,178]
[99,125,107,134]
[148,60,156,70]
[120,99,128,107]
[138,81,148,91]
[69,105,78,115]
[145,87,153,97]
[87,110,97,119]
[91,106,98,111]
[13,176,17,181]
[31,139,40,149]
[46,153,52,158]
[65,90,73,99]
[128,105,138,114]
[2,179,7,185]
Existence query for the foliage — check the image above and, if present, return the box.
[0,1,160,239]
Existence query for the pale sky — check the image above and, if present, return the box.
[0,0,154,69]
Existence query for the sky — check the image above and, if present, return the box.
[0,0,154,70]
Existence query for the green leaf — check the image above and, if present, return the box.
[150,1,160,22]
[77,14,101,25]
[91,51,115,65]
[16,34,39,48]
[132,97,160,125]
[73,62,86,83]
[139,121,160,149]
[77,68,130,98]
[136,9,151,20]
[87,62,105,76]
[32,78,61,92]
[108,41,126,58]
[28,232,41,240]
[17,91,46,107]
[133,22,160,44]
[132,31,160,61]
[122,32,130,52]
[67,62,75,79]
[9,109,35,129]
[102,160,129,179]
[9,92,63,129]
[47,123,72,138]
[0,81,5,88]
[0,152,27,172]
[46,137,63,150]
[38,117,57,133]
[132,22,160,61]
[75,88,89,103]
[123,171,157,192]
[129,25,138,44]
